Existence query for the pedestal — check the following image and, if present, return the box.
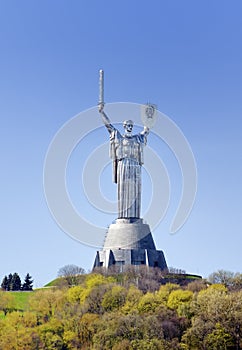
[93,218,167,270]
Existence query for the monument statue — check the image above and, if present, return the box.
[93,70,167,271]
[98,102,149,219]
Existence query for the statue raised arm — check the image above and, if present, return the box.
[98,102,116,135]
[98,102,149,137]
[98,70,155,219]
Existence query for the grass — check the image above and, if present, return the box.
[44,277,63,287]
[10,291,33,311]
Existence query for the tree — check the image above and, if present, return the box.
[0,291,14,315]
[182,285,242,348]
[122,285,142,314]
[232,273,242,290]
[0,311,39,350]
[156,283,180,305]
[11,272,22,291]
[1,276,9,290]
[6,274,13,291]
[137,292,161,313]
[167,289,193,316]
[84,284,110,314]
[123,265,164,292]
[205,323,233,349]
[29,289,65,320]
[1,273,22,291]
[22,273,33,291]
[169,267,186,274]
[57,264,85,286]
[102,285,127,312]
[187,280,207,293]
[208,269,235,286]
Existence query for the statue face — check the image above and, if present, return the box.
[125,123,133,133]
[124,122,133,133]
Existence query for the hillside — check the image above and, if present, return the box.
[0,269,241,349]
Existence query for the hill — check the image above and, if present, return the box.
[0,270,241,349]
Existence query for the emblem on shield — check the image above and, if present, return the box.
[141,103,157,128]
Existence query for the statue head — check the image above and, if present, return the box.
[123,120,134,134]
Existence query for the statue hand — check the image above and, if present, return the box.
[98,102,104,113]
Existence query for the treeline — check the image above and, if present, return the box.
[1,273,33,291]
[0,268,241,349]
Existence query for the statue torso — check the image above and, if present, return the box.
[117,135,140,160]
[110,130,146,165]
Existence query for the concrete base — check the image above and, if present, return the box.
[93,248,167,270]
[93,218,167,271]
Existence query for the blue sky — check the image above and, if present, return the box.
[0,1,241,287]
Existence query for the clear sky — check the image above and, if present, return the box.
[0,1,241,287]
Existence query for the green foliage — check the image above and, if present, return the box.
[122,285,143,314]
[0,270,241,349]
[0,291,15,315]
[181,286,242,348]
[167,289,193,316]
[205,323,234,349]
[112,339,131,349]
[85,273,116,289]
[0,311,39,350]
[66,273,117,308]
[131,338,165,349]
[156,283,180,304]
[67,285,85,303]
[0,290,32,315]
[137,292,161,313]
[93,313,165,349]
[29,289,65,319]
[84,283,110,314]
[102,285,127,311]
[38,318,64,349]
[208,269,242,291]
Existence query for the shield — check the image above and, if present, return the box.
[141,103,157,128]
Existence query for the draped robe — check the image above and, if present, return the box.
[109,128,147,219]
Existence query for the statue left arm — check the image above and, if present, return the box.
[137,126,149,165]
